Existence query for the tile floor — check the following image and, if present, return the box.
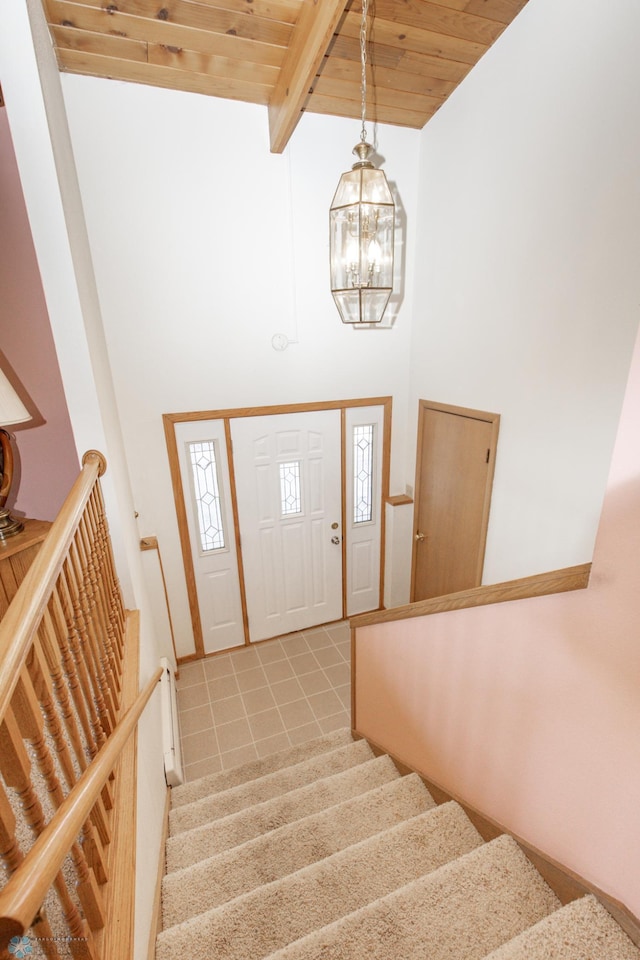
[176,621,351,782]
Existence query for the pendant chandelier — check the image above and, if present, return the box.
[329,0,395,325]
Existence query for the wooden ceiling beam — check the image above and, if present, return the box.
[268,0,348,153]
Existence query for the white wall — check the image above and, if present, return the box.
[61,77,421,655]
[410,0,640,583]
[0,3,171,955]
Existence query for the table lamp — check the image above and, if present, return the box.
[0,367,32,541]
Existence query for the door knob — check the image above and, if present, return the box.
[415,531,426,542]
[331,536,341,545]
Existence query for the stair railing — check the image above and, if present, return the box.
[0,451,158,960]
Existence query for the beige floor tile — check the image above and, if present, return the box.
[209,674,241,701]
[278,698,316,729]
[242,686,276,715]
[335,642,351,662]
[255,641,286,664]
[180,703,214,737]
[255,732,291,758]
[176,661,206,688]
[318,712,350,734]
[262,659,295,684]
[301,631,333,651]
[220,743,258,770]
[177,681,210,711]
[184,754,223,781]
[212,694,246,725]
[280,634,311,658]
[288,651,320,675]
[313,645,344,668]
[323,662,350,688]
[177,621,353,782]
[307,689,344,720]
[270,677,306,705]
[287,721,323,745]
[326,623,350,643]
[203,656,234,680]
[230,646,262,672]
[248,708,286,741]
[297,669,332,697]
[181,729,218,766]
[216,717,253,753]
[235,665,268,692]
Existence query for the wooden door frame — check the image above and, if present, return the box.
[164,397,392,659]
[410,400,500,602]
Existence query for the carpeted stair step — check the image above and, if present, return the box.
[171,728,355,809]
[162,773,437,927]
[156,801,484,960]
[165,753,399,872]
[258,834,561,960]
[169,738,373,836]
[482,894,640,960]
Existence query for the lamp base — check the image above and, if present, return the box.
[0,508,24,541]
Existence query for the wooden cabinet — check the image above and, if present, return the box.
[0,519,52,618]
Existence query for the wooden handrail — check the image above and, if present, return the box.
[0,450,106,724]
[350,562,592,629]
[0,667,162,945]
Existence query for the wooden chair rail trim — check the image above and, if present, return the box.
[354,730,640,948]
[350,562,592,628]
[0,452,104,722]
[0,666,162,945]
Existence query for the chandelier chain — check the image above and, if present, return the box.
[360,0,368,143]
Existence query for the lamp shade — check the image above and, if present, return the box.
[0,368,30,427]
[330,143,395,325]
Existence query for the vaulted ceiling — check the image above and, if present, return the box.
[41,0,529,152]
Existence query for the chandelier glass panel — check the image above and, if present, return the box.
[330,0,395,325]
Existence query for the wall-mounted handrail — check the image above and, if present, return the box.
[350,562,591,629]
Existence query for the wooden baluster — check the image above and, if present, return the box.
[10,673,106,934]
[0,707,97,959]
[38,606,86,772]
[56,573,114,814]
[46,588,114,809]
[0,782,62,960]
[62,553,114,737]
[29,636,80,791]
[56,569,108,751]
[68,539,117,731]
[79,505,122,701]
[90,486,125,656]
[74,517,120,705]
[27,641,109,886]
[47,591,96,764]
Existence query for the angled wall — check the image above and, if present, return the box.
[355,320,640,917]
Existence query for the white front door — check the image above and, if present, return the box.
[231,410,343,642]
[174,419,245,653]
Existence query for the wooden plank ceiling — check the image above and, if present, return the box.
[42,0,529,152]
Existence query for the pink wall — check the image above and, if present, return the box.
[0,106,79,520]
[355,325,640,918]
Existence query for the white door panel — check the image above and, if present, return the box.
[232,410,342,641]
[175,419,245,652]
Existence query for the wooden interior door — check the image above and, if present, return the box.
[411,401,499,601]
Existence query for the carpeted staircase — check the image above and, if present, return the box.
[156,729,640,960]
